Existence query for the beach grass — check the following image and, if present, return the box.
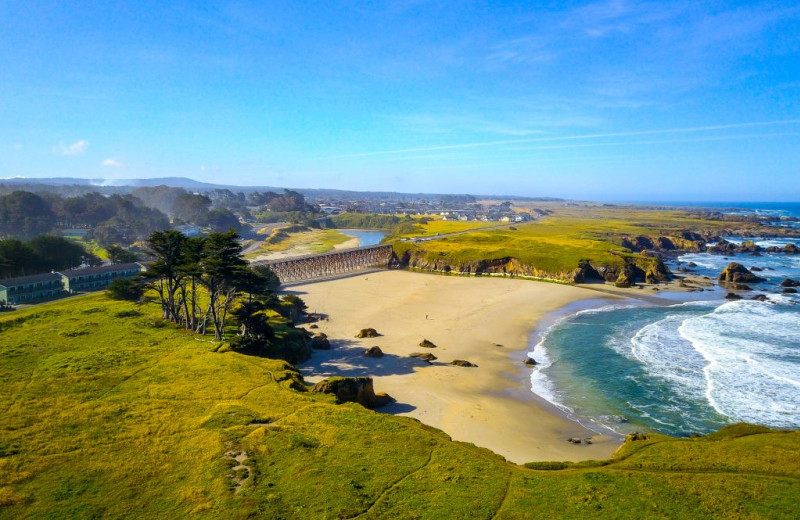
[244,228,354,259]
[0,293,798,518]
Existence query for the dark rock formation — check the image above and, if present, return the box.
[765,244,800,254]
[311,377,393,408]
[409,352,437,362]
[739,240,761,253]
[615,265,636,288]
[750,266,764,272]
[523,357,537,367]
[363,346,384,358]
[781,278,800,288]
[620,236,654,252]
[708,239,737,254]
[310,333,331,350]
[419,339,437,349]
[783,288,798,294]
[450,359,478,367]
[355,328,381,338]
[751,294,769,301]
[725,292,743,300]
[681,231,705,242]
[572,259,603,283]
[718,262,766,284]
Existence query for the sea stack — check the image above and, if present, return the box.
[718,262,766,284]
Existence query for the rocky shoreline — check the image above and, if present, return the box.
[391,230,799,290]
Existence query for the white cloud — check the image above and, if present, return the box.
[101,158,125,168]
[54,140,89,155]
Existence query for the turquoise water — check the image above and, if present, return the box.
[530,297,800,436]
[529,206,800,436]
[339,229,386,247]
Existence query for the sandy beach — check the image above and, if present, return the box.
[292,270,632,464]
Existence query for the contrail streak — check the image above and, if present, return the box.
[329,119,800,159]
[396,133,800,168]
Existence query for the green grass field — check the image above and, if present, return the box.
[393,218,502,237]
[1,294,798,518]
[390,207,770,278]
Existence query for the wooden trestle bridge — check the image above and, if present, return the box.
[251,244,396,284]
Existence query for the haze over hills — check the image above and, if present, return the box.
[0,176,561,201]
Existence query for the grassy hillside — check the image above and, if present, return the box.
[1,295,798,519]
[390,207,770,279]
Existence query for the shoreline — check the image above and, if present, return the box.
[291,270,652,464]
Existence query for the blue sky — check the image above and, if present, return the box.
[1,0,799,200]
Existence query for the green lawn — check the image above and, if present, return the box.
[0,294,798,519]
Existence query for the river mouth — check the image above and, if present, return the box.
[338,229,387,247]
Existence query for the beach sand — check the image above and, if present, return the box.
[291,270,629,464]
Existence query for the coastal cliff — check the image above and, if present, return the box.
[392,246,671,285]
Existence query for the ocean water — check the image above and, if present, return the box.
[650,201,800,230]
[675,238,800,293]
[530,217,800,436]
[530,296,800,436]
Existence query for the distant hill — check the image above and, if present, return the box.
[0,176,562,201]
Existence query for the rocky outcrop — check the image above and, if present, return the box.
[784,288,798,294]
[311,377,393,408]
[620,233,706,253]
[751,294,769,301]
[781,278,800,288]
[363,346,384,358]
[419,339,437,349]
[708,239,738,254]
[615,265,637,288]
[739,240,761,253]
[409,352,437,363]
[310,333,331,350]
[725,292,743,300]
[718,263,766,284]
[355,328,381,338]
[450,359,478,367]
[523,357,538,367]
[620,236,654,251]
[572,259,604,283]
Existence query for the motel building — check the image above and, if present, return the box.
[0,263,145,306]
[0,272,66,305]
[60,263,144,293]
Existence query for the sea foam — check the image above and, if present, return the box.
[678,300,800,428]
